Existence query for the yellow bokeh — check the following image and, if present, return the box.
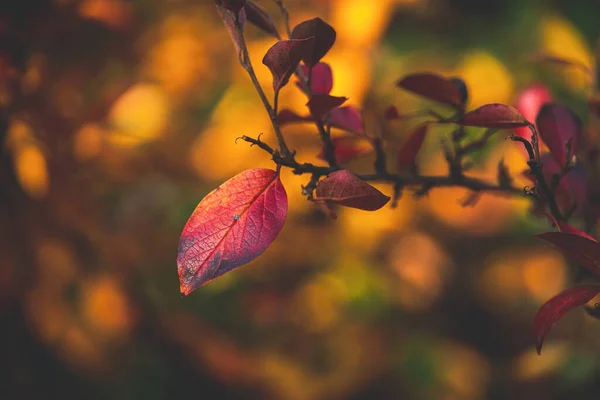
[455,50,515,108]
[73,122,105,160]
[108,83,170,148]
[14,143,49,199]
[539,15,593,90]
[522,251,567,303]
[389,232,451,311]
[513,341,571,381]
[439,341,490,399]
[82,275,134,337]
[190,86,273,180]
[144,11,212,97]
[331,0,395,48]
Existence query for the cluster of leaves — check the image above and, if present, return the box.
[178,0,600,355]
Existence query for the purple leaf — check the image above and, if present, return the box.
[262,38,315,94]
[222,0,247,13]
[397,73,466,110]
[536,103,582,166]
[329,106,365,135]
[244,1,280,39]
[291,18,336,67]
[307,94,347,119]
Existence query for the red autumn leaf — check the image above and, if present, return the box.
[314,170,390,211]
[455,103,530,128]
[384,105,400,120]
[538,153,587,214]
[536,231,600,278]
[299,62,333,94]
[277,109,311,124]
[262,38,315,95]
[514,83,553,140]
[244,1,280,39]
[278,106,364,135]
[329,106,365,135]
[556,222,597,242]
[219,4,247,58]
[291,18,336,67]
[307,94,347,119]
[177,168,288,295]
[536,103,582,166]
[222,0,247,13]
[534,285,600,354]
[397,124,428,170]
[317,136,372,164]
[396,73,466,110]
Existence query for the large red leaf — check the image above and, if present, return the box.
[536,232,600,278]
[299,62,333,94]
[534,285,600,354]
[262,38,315,95]
[291,18,336,67]
[314,170,390,211]
[177,168,288,295]
[317,136,372,164]
[536,103,582,166]
[397,124,428,170]
[396,73,466,110]
[307,94,347,119]
[514,83,553,140]
[244,1,280,38]
[455,103,530,128]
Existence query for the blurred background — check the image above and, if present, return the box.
[2,0,600,399]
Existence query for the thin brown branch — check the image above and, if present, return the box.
[220,6,291,157]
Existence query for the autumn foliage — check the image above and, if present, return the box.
[172,0,600,359]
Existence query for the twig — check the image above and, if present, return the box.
[222,7,290,157]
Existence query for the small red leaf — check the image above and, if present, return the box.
[396,73,466,109]
[556,222,597,242]
[300,62,333,94]
[514,83,553,140]
[291,18,336,67]
[307,94,347,119]
[244,1,280,38]
[317,136,372,164]
[278,106,364,136]
[277,109,311,125]
[329,106,365,135]
[262,38,315,94]
[534,285,600,354]
[397,124,428,170]
[536,103,582,166]
[536,232,600,278]
[177,168,288,295]
[222,0,247,13]
[455,103,530,128]
[539,154,587,215]
[384,105,400,120]
[314,170,390,211]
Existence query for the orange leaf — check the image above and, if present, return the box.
[455,103,530,129]
[177,168,288,295]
